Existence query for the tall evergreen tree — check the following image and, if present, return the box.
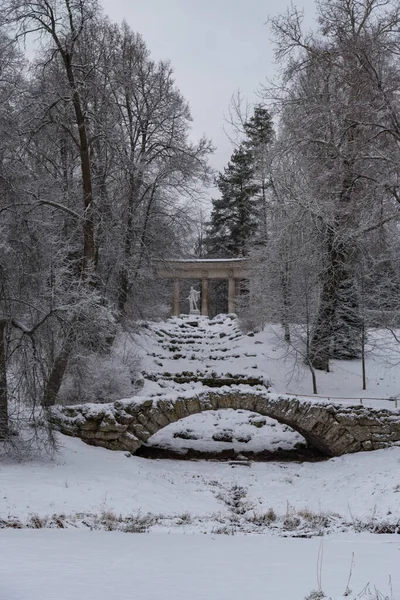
[206,105,274,257]
[244,106,274,242]
[206,145,258,257]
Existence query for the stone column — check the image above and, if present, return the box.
[235,279,241,297]
[172,279,180,316]
[201,278,209,316]
[228,278,235,314]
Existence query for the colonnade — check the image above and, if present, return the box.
[172,276,240,316]
[153,259,249,317]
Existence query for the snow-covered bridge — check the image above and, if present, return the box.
[52,389,400,457]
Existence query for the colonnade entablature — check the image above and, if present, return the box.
[153,258,249,317]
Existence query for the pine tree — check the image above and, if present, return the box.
[243,106,274,243]
[244,105,274,148]
[206,145,259,257]
[206,105,274,257]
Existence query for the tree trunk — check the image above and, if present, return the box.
[118,171,145,314]
[42,332,73,407]
[310,363,318,395]
[280,253,291,343]
[309,231,346,371]
[361,329,366,391]
[0,319,8,439]
[117,87,148,314]
[309,283,336,371]
[117,174,136,314]
[133,186,157,281]
[62,53,96,276]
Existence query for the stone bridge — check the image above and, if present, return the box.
[51,389,400,457]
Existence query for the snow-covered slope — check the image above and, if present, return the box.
[138,314,272,396]
[137,317,400,404]
[129,316,400,456]
[2,434,400,534]
[136,315,304,455]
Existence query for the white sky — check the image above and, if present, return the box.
[100,0,317,174]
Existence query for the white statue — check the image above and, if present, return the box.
[187,286,200,313]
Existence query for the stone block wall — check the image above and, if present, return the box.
[50,390,400,457]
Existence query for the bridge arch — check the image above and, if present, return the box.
[122,391,360,456]
[51,389,400,457]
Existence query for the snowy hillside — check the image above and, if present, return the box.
[125,315,400,457]
[137,315,400,405]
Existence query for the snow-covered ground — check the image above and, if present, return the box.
[264,325,400,403]
[137,314,272,398]
[2,434,400,533]
[147,408,304,454]
[3,316,400,531]
[1,530,399,600]
[2,432,400,598]
[3,316,400,599]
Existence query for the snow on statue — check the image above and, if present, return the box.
[187,286,200,313]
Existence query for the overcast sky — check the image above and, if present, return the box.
[101,0,317,175]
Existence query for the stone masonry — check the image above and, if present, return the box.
[51,389,400,457]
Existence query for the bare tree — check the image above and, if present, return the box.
[2,0,101,275]
[264,0,400,371]
[100,22,213,314]
[0,4,213,422]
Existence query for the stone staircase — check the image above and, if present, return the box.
[140,315,271,396]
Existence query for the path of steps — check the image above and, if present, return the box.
[139,314,272,397]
